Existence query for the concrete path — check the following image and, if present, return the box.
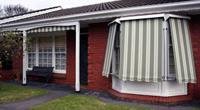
[0,90,68,110]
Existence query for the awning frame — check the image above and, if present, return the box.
[110,14,190,25]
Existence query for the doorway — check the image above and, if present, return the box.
[80,34,88,85]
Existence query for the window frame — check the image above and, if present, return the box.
[27,35,66,74]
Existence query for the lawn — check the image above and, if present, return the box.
[0,82,47,104]
[31,94,150,110]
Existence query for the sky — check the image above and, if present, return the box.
[0,0,117,10]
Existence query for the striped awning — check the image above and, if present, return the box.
[26,26,75,34]
[118,18,164,82]
[102,23,118,77]
[0,31,23,36]
[169,18,196,83]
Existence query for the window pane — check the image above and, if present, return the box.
[28,53,36,68]
[55,36,66,70]
[28,38,36,68]
[38,37,52,67]
[168,35,176,79]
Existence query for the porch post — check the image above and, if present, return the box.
[22,30,27,85]
[75,22,80,92]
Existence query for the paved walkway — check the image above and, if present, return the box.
[0,81,199,110]
[0,90,68,110]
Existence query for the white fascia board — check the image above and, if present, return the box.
[0,7,62,24]
[1,0,200,29]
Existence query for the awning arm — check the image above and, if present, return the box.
[108,18,121,25]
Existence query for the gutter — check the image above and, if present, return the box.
[1,0,200,28]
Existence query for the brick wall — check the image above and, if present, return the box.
[0,51,22,81]
[190,15,200,99]
[87,22,111,91]
[51,31,75,84]
[65,31,75,85]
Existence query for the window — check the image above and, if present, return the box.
[27,36,66,73]
[28,38,36,68]
[55,36,66,70]
[38,37,52,67]
[112,25,120,76]
[168,33,176,79]
[112,20,176,81]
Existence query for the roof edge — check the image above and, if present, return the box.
[1,0,200,28]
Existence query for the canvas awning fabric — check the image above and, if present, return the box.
[0,31,23,36]
[103,16,196,83]
[118,18,164,82]
[169,18,196,83]
[26,26,75,34]
[102,23,118,77]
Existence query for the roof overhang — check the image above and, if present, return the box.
[0,6,62,25]
[1,0,200,30]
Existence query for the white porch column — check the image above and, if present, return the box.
[75,22,80,92]
[22,30,28,85]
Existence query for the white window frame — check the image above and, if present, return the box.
[27,35,66,74]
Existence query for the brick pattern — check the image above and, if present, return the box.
[190,15,200,99]
[109,89,192,104]
[0,52,22,81]
[87,22,111,91]
[65,31,75,85]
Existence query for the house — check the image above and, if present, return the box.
[0,0,200,103]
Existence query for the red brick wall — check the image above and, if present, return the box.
[0,51,22,81]
[52,31,75,84]
[87,22,111,91]
[190,15,200,99]
[65,31,75,85]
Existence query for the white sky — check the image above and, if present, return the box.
[0,0,117,10]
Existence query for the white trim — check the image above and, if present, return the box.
[112,76,187,97]
[1,0,199,28]
[75,22,80,92]
[35,38,39,66]
[52,36,56,70]
[22,30,28,84]
[53,70,66,74]
[163,20,169,80]
[117,14,190,22]
[27,68,66,74]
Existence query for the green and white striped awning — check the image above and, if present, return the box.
[169,18,196,83]
[118,18,164,82]
[0,31,23,36]
[102,23,118,77]
[26,26,75,34]
[103,16,196,83]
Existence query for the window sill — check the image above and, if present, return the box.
[27,68,66,74]
[112,76,187,97]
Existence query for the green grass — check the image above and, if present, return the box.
[31,95,150,110]
[0,82,47,104]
